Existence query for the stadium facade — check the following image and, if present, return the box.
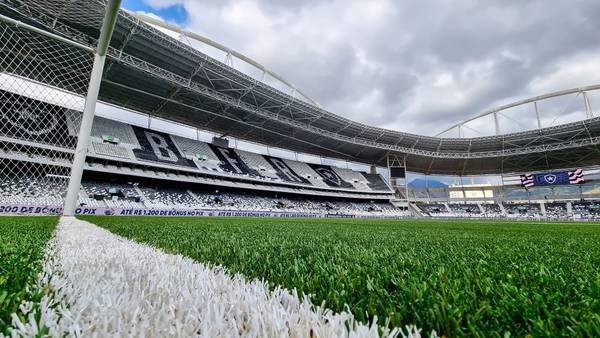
[1,0,600,220]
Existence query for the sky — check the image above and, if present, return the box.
[120,0,600,137]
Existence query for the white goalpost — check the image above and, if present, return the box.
[63,0,122,216]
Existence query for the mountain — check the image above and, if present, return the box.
[408,178,448,188]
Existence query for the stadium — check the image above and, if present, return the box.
[1,0,599,337]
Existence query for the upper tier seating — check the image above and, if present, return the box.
[0,89,395,197]
[90,117,140,147]
[235,150,279,180]
[171,136,225,172]
[281,160,329,187]
[332,167,371,191]
[90,142,133,159]
[362,173,392,191]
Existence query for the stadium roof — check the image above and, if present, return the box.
[4,0,600,175]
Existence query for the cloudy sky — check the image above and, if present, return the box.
[122,0,600,137]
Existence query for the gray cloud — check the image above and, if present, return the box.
[140,0,600,136]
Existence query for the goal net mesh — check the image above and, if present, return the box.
[0,16,94,209]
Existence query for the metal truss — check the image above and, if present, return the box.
[436,84,600,137]
[4,0,600,174]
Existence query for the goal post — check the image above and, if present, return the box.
[62,0,122,216]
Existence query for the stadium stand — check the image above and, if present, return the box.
[332,167,371,191]
[77,114,394,196]
[89,143,133,160]
[504,202,542,218]
[82,181,145,208]
[279,159,330,187]
[235,150,280,180]
[90,117,140,148]
[362,173,392,191]
[0,90,392,204]
[448,203,481,217]
[1,83,599,220]
[481,203,505,218]
[0,176,66,206]
[171,136,224,172]
[140,187,198,209]
[415,203,448,217]
[413,202,511,219]
[4,0,600,225]
[545,202,569,219]
[308,164,356,189]
[0,175,392,216]
[572,201,600,220]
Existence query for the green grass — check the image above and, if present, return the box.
[0,216,57,335]
[83,216,600,337]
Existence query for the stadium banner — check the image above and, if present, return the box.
[520,169,584,187]
[0,205,323,218]
[0,90,78,148]
[307,164,355,189]
[208,144,259,176]
[362,172,391,191]
[0,205,408,219]
[0,205,64,215]
[131,126,197,168]
[262,155,311,184]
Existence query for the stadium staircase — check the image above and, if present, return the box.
[477,203,485,214]
[498,203,508,216]
[442,203,452,213]
[133,186,145,200]
[408,203,425,217]
[540,202,547,217]
[187,190,200,202]
[566,202,573,215]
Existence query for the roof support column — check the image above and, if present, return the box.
[494,112,500,135]
[534,102,541,129]
[583,92,593,119]
[370,163,377,175]
[63,0,122,216]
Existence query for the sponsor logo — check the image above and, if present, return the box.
[315,167,342,186]
[3,108,59,136]
[544,174,557,184]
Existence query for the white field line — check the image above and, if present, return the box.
[6,229,76,338]
[10,217,427,337]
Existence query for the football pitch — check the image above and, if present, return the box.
[0,216,57,335]
[79,216,600,337]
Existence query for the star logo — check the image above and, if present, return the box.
[316,168,341,186]
[544,174,557,184]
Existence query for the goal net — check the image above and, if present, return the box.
[0,16,94,209]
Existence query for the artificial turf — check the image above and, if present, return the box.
[0,216,57,335]
[82,216,600,337]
